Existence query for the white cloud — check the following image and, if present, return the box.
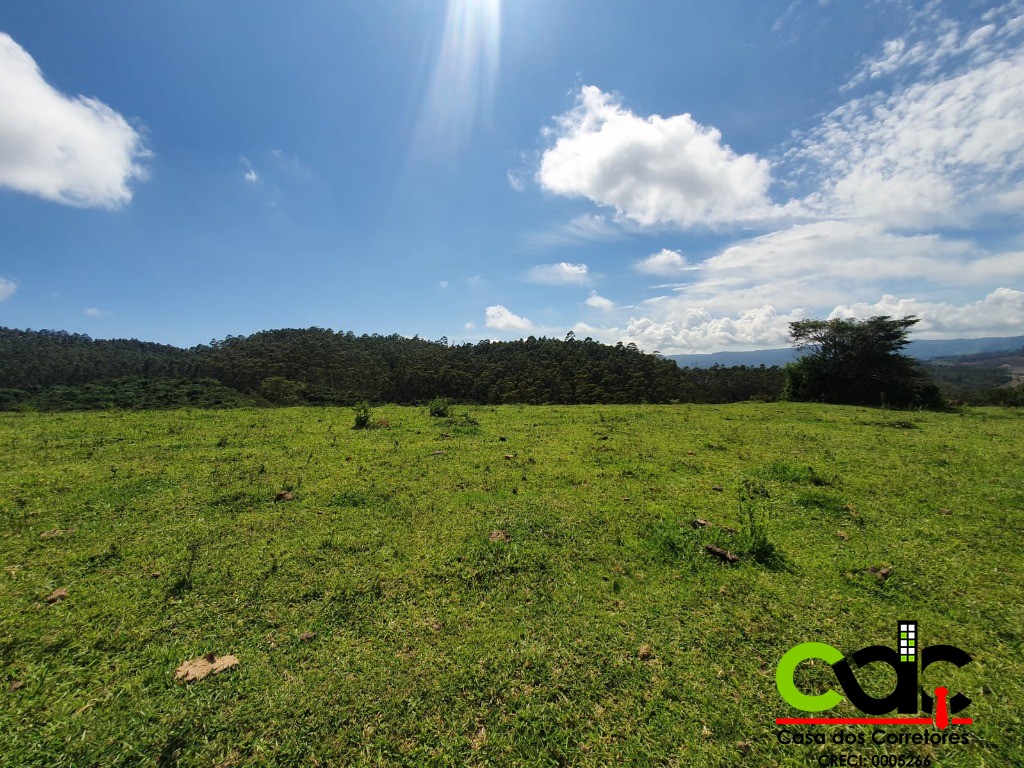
[600,220,1024,353]
[506,169,525,192]
[240,156,259,184]
[525,214,624,248]
[585,291,615,312]
[0,33,148,209]
[83,307,110,317]
[438,280,449,290]
[526,262,590,285]
[0,277,16,302]
[793,8,1024,227]
[829,288,1024,338]
[485,304,534,331]
[538,86,773,227]
[464,321,477,330]
[623,305,802,353]
[634,248,690,276]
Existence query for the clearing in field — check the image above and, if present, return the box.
[1,403,1021,767]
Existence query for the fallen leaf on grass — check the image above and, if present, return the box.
[503,454,514,460]
[867,565,893,581]
[701,725,713,739]
[720,526,737,534]
[299,631,316,643]
[45,588,67,603]
[275,491,294,501]
[488,530,510,543]
[837,530,850,540]
[691,519,710,528]
[40,528,73,539]
[638,644,653,661]
[939,508,952,516]
[8,680,24,692]
[432,450,446,456]
[711,485,724,492]
[174,652,239,682]
[470,726,487,750]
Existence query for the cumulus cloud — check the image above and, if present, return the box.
[526,262,590,285]
[830,288,1024,338]
[585,291,615,312]
[0,33,148,209]
[538,86,773,227]
[0,277,16,302]
[623,305,801,353]
[605,220,1024,352]
[634,249,690,276]
[485,304,534,330]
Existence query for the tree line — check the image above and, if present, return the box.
[0,327,784,410]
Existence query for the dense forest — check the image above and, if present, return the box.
[0,327,785,410]
[2,327,1018,411]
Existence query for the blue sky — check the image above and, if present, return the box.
[1,0,1022,352]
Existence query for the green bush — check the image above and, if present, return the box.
[428,397,452,418]
[352,401,372,430]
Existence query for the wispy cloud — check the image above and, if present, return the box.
[83,307,111,317]
[526,262,590,285]
[525,214,624,248]
[0,277,16,303]
[240,156,259,184]
[0,33,149,209]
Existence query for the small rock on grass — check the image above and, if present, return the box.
[705,545,739,564]
[174,652,239,683]
[867,565,893,580]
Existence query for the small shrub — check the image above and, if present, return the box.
[738,478,788,571]
[352,402,372,430]
[428,397,452,418]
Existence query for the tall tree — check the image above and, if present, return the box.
[783,316,943,408]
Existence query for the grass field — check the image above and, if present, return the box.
[1,403,1021,767]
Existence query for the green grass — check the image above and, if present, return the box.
[0,403,1021,767]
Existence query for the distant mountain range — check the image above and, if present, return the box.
[668,335,1024,369]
